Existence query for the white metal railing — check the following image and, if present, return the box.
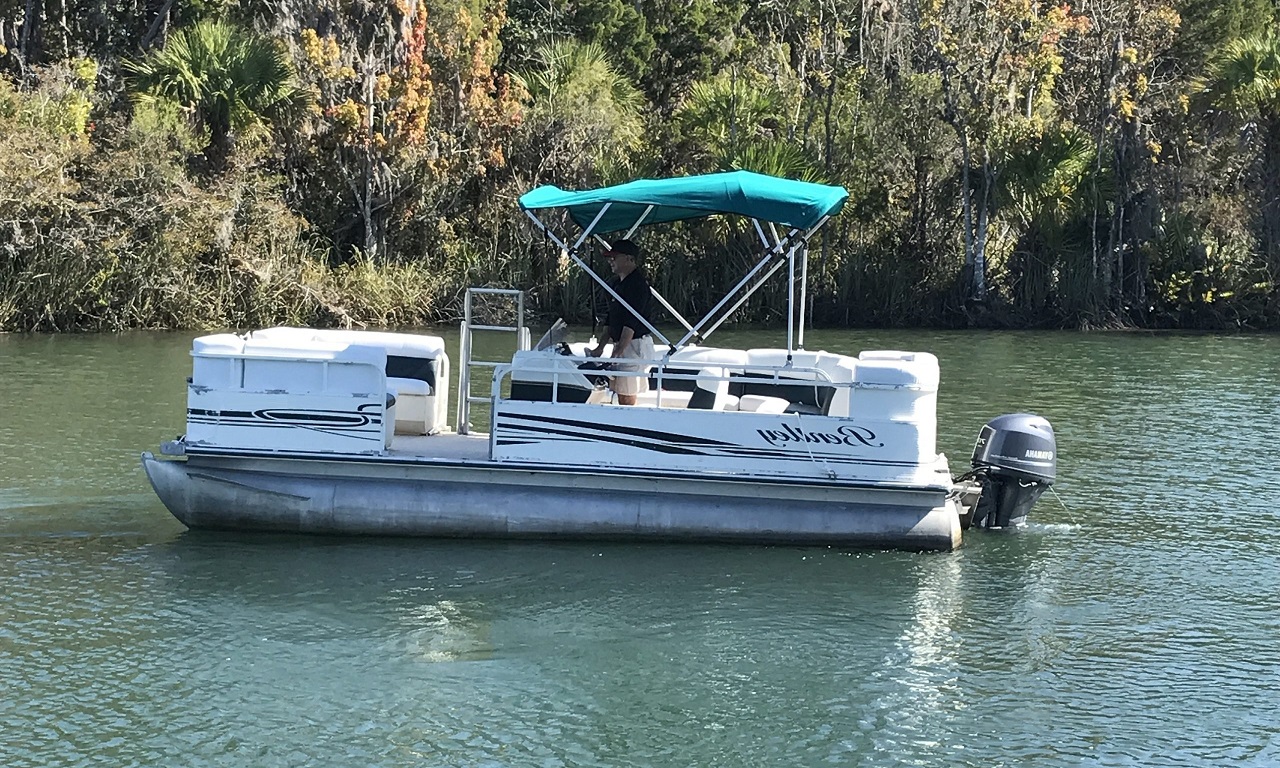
[488,356,929,401]
[484,355,932,459]
[190,351,385,392]
[488,358,860,404]
[456,288,529,435]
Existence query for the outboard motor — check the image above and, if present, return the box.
[967,413,1056,529]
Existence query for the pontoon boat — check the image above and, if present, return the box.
[142,172,1056,550]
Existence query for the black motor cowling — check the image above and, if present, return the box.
[968,413,1056,529]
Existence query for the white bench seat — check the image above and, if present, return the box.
[737,394,790,413]
[250,327,450,435]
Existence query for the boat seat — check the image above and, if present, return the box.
[728,373,835,415]
[248,327,450,436]
[688,367,735,410]
[634,389,695,409]
[191,333,246,388]
[387,376,430,397]
[509,349,600,404]
[648,367,701,392]
[737,394,790,414]
[251,327,445,394]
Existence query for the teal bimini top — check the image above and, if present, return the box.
[518,170,849,234]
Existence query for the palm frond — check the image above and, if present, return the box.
[514,38,644,173]
[123,19,311,169]
[1196,33,1280,118]
[728,141,823,183]
[996,126,1098,226]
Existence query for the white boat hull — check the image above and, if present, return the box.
[142,451,963,551]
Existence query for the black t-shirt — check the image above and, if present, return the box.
[607,269,651,341]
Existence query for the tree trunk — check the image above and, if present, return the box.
[1260,115,1280,275]
[362,59,378,261]
[56,0,69,59]
[973,158,991,301]
[958,124,976,287]
[207,119,232,175]
[20,0,38,66]
[141,0,176,49]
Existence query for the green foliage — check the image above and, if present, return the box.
[569,0,654,86]
[638,0,746,110]
[516,39,643,137]
[1193,32,1280,287]
[4,0,1280,331]
[124,20,310,173]
[0,60,96,136]
[996,126,1100,227]
[512,39,644,183]
[1145,206,1275,326]
[0,73,445,332]
[1197,33,1280,118]
[1172,0,1277,72]
[673,69,821,181]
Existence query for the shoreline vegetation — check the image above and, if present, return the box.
[2,1,1279,334]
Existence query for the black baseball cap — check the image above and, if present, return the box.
[602,239,641,259]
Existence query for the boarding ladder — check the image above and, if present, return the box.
[456,288,530,435]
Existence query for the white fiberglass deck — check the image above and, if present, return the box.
[384,432,491,462]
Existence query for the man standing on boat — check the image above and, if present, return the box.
[589,239,655,405]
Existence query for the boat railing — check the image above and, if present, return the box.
[489,356,850,404]
[492,354,930,393]
[457,288,530,435]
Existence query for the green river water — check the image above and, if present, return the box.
[1,328,1278,766]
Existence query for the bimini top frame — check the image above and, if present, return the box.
[518,170,849,357]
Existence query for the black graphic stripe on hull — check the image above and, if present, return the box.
[187,418,383,442]
[497,411,737,448]
[496,426,920,468]
[188,418,383,433]
[712,445,917,468]
[496,421,708,456]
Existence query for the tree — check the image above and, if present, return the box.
[1197,33,1280,272]
[996,125,1100,317]
[513,38,643,184]
[638,0,745,112]
[124,19,308,173]
[675,70,819,179]
[921,1,1090,302]
[1169,0,1275,72]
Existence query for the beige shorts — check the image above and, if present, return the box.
[611,335,655,396]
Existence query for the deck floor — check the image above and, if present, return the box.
[387,431,492,462]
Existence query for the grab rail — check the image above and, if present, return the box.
[457,288,529,434]
[488,357,849,401]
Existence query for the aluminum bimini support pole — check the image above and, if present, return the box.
[522,206,671,348]
[760,221,797,360]
[677,213,835,350]
[622,205,656,240]
[755,219,794,358]
[590,205,656,246]
[787,241,796,358]
[649,290,695,336]
[675,223,800,350]
[797,242,810,350]
[795,216,831,350]
[752,219,774,249]
[699,255,791,342]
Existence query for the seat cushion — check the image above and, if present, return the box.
[387,376,431,396]
[737,394,790,414]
